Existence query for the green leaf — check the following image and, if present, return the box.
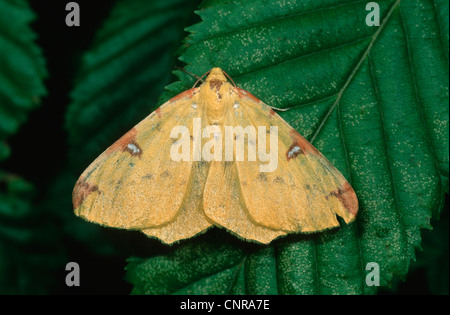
[0,0,47,162]
[125,0,448,294]
[65,0,201,170]
[125,232,247,295]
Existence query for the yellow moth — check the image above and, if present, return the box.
[73,68,358,244]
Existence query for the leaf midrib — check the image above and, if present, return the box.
[309,0,401,144]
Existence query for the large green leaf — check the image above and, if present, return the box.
[124,0,448,294]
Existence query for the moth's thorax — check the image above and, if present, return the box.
[199,68,239,124]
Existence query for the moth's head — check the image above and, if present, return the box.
[205,67,227,83]
[199,68,237,124]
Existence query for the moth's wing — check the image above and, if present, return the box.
[141,161,213,244]
[203,161,286,244]
[232,89,358,232]
[73,88,200,229]
[202,123,286,244]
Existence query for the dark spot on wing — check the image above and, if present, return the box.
[161,171,170,178]
[258,173,268,182]
[73,178,99,210]
[115,180,124,189]
[288,129,321,157]
[286,143,303,161]
[106,128,143,158]
[124,141,143,158]
[273,176,285,184]
[223,161,233,169]
[329,182,358,216]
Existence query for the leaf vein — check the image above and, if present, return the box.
[367,52,409,272]
[398,4,443,183]
[431,0,449,61]
[309,0,402,144]
[334,64,367,292]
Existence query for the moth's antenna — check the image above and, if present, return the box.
[173,66,204,86]
[220,69,286,111]
[192,70,211,88]
[174,66,202,81]
[221,69,237,88]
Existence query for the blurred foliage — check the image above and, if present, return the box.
[0,0,448,294]
[0,0,61,294]
[0,0,47,151]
